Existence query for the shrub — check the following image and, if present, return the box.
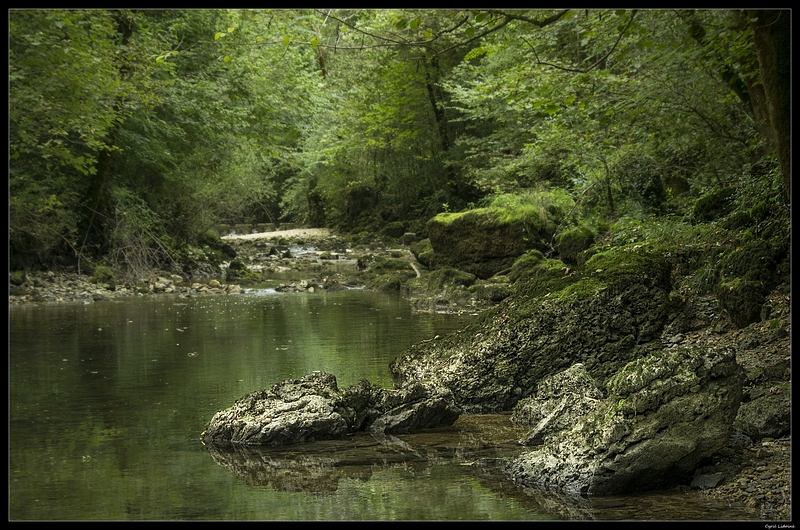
[90,265,115,285]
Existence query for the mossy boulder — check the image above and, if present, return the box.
[713,239,786,328]
[508,250,546,283]
[691,186,736,224]
[555,225,595,265]
[427,209,549,279]
[382,221,406,239]
[362,257,417,292]
[426,267,476,292]
[505,346,744,495]
[410,238,435,268]
[468,279,513,304]
[198,230,237,259]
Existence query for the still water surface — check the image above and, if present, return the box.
[9,288,762,520]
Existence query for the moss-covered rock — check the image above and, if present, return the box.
[507,250,546,283]
[359,257,417,292]
[505,346,744,495]
[410,238,435,268]
[555,225,595,265]
[469,279,513,304]
[427,208,550,279]
[713,239,786,328]
[691,186,736,224]
[425,267,476,292]
[390,250,672,413]
[382,221,406,239]
[10,270,27,286]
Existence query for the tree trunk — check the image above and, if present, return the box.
[747,10,791,203]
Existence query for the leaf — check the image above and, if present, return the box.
[465,27,475,37]
[223,55,230,63]
[410,17,421,30]
[394,18,408,30]
[214,32,224,40]
[311,36,320,49]
[282,36,290,47]
[424,29,433,39]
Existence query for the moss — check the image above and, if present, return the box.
[10,270,27,286]
[469,281,513,303]
[548,246,669,302]
[691,186,736,223]
[410,239,435,268]
[370,257,414,274]
[382,221,406,239]
[555,225,596,265]
[426,267,476,292]
[513,258,578,299]
[368,270,417,292]
[508,250,546,283]
[720,211,753,231]
[716,279,767,328]
[198,230,222,248]
[90,265,115,285]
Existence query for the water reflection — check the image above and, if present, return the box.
[9,293,765,520]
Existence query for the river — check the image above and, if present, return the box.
[9,287,762,520]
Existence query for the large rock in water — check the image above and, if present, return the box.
[202,372,459,446]
[504,346,745,495]
[427,209,547,279]
[390,250,674,413]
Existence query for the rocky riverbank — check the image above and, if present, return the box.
[8,270,244,304]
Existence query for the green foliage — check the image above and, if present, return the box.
[90,265,115,285]
[10,271,28,286]
[9,9,785,281]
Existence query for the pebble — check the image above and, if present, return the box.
[701,437,791,520]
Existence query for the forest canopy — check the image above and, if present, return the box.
[9,9,790,275]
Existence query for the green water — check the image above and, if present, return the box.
[9,289,762,520]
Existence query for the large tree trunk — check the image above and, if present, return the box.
[747,10,791,203]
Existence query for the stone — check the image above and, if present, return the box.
[427,210,545,279]
[691,473,727,490]
[510,364,603,446]
[503,346,745,496]
[203,372,460,447]
[390,251,672,413]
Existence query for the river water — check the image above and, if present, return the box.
[9,287,763,520]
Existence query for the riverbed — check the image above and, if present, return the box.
[9,288,768,520]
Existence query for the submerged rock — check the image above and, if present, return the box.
[504,346,744,496]
[203,372,460,447]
